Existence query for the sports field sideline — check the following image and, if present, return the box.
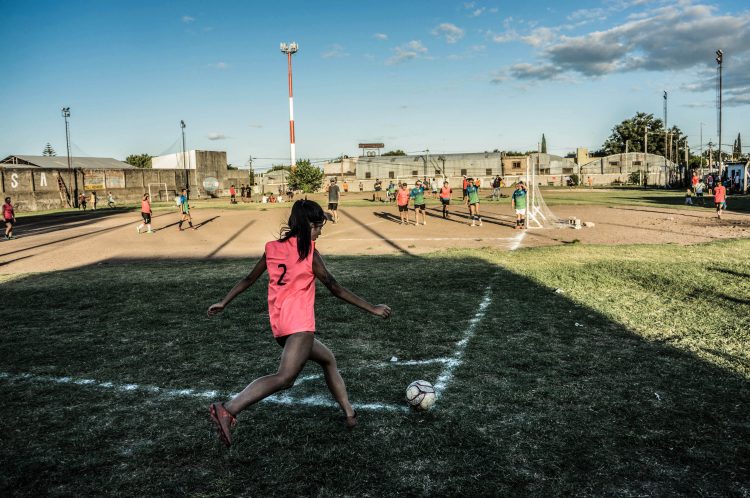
[1,190,749,496]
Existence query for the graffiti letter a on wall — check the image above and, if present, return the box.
[11,173,18,188]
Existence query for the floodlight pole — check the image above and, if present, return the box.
[62,107,77,208]
[181,120,189,198]
[280,42,298,171]
[716,49,723,179]
[664,90,669,188]
[700,122,704,177]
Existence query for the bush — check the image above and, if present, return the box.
[569,173,579,185]
[288,159,324,193]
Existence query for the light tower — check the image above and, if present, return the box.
[716,49,723,178]
[61,106,77,207]
[280,42,299,170]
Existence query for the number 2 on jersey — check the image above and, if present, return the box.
[277,263,287,286]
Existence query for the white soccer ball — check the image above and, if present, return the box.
[405,380,436,411]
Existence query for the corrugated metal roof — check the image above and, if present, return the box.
[0,155,135,169]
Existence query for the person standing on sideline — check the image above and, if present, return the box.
[714,181,727,219]
[431,178,438,198]
[107,191,115,208]
[691,172,699,193]
[707,174,714,195]
[3,197,16,240]
[207,200,391,446]
[326,177,341,223]
[410,179,427,226]
[359,181,363,192]
[695,180,705,205]
[91,191,97,210]
[342,180,349,193]
[80,193,87,210]
[462,175,468,200]
[396,182,410,225]
[512,181,528,229]
[439,181,453,219]
[137,193,154,234]
[178,188,195,231]
[465,178,482,226]
[229,184,237,204]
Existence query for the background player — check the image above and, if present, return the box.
[410,180,427,226]
[465,178,482,226]
[439,181,452,219]
[207,200,391,447]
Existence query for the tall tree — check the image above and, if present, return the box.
[125,154,152,168]
[735,132,743,158]
[42,142,56,156]
[541,134,547,154]
[382,150,406,156]
[602,112,675,155]
[288,159,324,193]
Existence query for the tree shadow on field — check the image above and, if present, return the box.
[628,195,750,214]
[0,252,748,496]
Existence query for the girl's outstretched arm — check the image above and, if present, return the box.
[207,254,267,316]
[312,250,391,319]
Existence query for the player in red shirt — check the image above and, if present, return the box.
[207,200,391,447]
[3,197,16,240]
[713,182,727,219]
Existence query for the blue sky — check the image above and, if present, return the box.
[1,0,748,170]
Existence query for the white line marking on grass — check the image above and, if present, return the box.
[0,372,409,413]
[433,285,493,396]
[377,358,452,367]
[509,231,526,251]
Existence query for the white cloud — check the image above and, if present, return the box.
[490,0,750,99]
[322,44,348,59]
[208,133,227,140]
[209,62,228,69]
[386,40,428,65]
[432,23,465,44]
[471,8,486,17]
[181,15,194,23]
[373,33,388,41]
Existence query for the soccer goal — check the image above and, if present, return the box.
[147,183,170,202]
[524,164,563,229]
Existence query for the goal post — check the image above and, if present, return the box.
[147,183,170,202]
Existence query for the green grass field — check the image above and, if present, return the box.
[1,239,748,496]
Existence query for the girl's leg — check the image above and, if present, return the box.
[308,339,355,418]
[224,332,314,416]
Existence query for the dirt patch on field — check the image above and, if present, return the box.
[1,202,748,274]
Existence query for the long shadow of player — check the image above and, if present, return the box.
[191,216,220,230]
[426,207,513,228]
[373,211,403,224]
[339,208,412,255]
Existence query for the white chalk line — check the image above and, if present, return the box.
[331,236,519,242]
[509,231,526,251]
[433,285,493,396]
[0,371,408,413]
[379,358,452,367]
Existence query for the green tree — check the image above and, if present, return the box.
[268,165,292,173]
[227,164,238,170]
[288,159,324,193]
[382,149,406,156]
[602,112,675,155]
[42,142,56,156]
[541,134,547,154]
[125,153,152,168]
[734,133,742,158]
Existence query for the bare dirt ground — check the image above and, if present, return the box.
[2,200,749,275]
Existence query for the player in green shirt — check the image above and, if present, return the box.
[465,178,482,226]
[511,181,527,229]
[409,180,428,226]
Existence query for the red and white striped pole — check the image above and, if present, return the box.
[280,42,298,170]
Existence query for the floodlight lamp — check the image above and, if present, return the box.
[61,107,70,117]
[180,120,186,128]
[280,42,288,52]
[289,42,298,53]
[716,49,723,64]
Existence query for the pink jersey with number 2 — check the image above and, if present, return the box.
[265,237,316,337]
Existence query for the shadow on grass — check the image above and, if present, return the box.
[0,252,748,496]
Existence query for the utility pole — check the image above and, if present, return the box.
[280,42,299,170]
[716,49,724,179]
[61,107,77,208]
[700,122,704,177]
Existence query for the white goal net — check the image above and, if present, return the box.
[525,165,564,229]
[147,183,170,202]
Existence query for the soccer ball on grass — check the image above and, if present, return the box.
[405,380,436,411]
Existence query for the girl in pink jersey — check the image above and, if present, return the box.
[207,200,391,447]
